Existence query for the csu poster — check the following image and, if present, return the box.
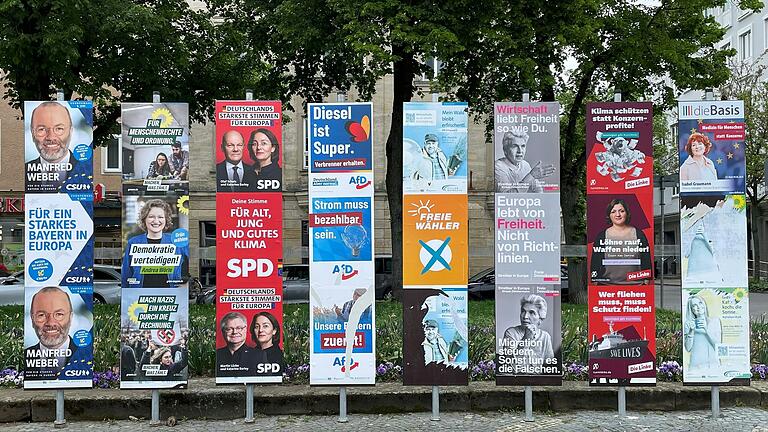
[678,100,750,385]
[120,103,190,389]
[308,103,375,385]
[24,101,94,389]
[402,102,469,386]
[586,102,656,386]
[215,101,284,384]
[493,102,562,386]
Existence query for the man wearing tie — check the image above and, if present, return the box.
[216,130,256,192]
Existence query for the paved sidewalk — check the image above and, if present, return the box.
[3,379,768,423]
[3,408,768,431]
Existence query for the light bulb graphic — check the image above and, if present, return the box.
[341,224,367,257]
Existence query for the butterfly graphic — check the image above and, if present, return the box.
[345,115,370,142]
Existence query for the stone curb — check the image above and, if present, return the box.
[2,380,767,422]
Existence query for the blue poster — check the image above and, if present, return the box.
[307,103,372,172]
[310,196,372,261]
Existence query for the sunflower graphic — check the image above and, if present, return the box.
[151,107,174,128]
[127,301,147,324]
[177,195,189,215]
[732,288,747,303]
[729,194,746,212]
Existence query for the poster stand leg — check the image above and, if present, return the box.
[711,386,720,419]
[150,389,161,426]
[524,386,534,422]
[338,386,348,423]
[54,390,66,427]
[431,386,440,421]
[245,384,255,423]
[618,386,626,416]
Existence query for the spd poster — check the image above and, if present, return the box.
[403,102,468,386]
[308,103,375,385]
[23,100,94,389]
[120,102,190,389]
[586,102,655,386]
[215,100,284,384]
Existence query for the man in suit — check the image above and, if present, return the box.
[25,286,88,381]
[25,102,90,193]
[216,130,257,192]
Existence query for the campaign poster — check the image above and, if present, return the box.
[493,102,560,193]
[215,101,282,192]
[588,285,656,386]
[215,192,284,383]
[495,285,562,386]
[682,288,750,385]
[24,100,94,390]
[24,101,94,195]
[402,194,468,286]
[403,102,468,194]
[402,288,468,385]
[120,287,189,389]
[308,102,375,386]
[495,194,560,285]
[586,103,653,195]
[120,103,190,183]
[587,193,654,285]
[680,194,747,288]
[677,101,745,194]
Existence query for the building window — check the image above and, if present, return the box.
[101,134,122,173]
[303,117,310,170]
[739,29,752,61]
[198,221,216,286]
[420,57,443,81]
[336,92,348,102]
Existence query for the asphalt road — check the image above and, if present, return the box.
[655,278,768,322]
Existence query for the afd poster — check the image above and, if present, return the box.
[403,102,468,194]
[120,102,190,390]
[215,99,284,384]
[24,101,94,390]
[586,102,655,387]
[403,102,468,386]
[308,102,375,386]
[495,286,562,386]
[681,288,750,385]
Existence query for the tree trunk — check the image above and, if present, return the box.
[385,46,417,300]
[561,171,587,304]
[751,202,762,281]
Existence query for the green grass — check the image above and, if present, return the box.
[3,300,760,376]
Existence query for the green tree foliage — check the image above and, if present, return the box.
[0,0,273,145]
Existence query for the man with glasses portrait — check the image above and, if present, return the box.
[216,312,257,377]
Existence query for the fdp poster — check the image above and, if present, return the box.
[678,100,749,386]
[23,100,94,389]
[493,101,562,386]
[215,101,284,384]
[403,102,468,386]
[120,103,190,389]
[586,102,655,386]
[308,102,375,386]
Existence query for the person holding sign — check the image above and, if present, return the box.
[138,342,187,380]
[590,199,651,285]
[502,294,554,368]
[246,128,282,191]
[121,199,188,288]
[494,131,555,193]
[680,132,717,181]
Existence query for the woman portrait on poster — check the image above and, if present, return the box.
[247,128,282,191]
[138,342,187,380]
[121,199,189,288]
[146,152,172,179]
[680,132,717,181]
[590,198,651,285]
[684,295,722,370]
[249,311,284,374]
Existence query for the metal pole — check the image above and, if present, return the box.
[431,386,440,421]
[53,389,66,427]
[524,385,534,422]
[150,389,161,426]
[711,385,720,418]
[618,385,626,416]
[522,89,530,103]
[245,89,254,101]
[338,386,348,423]
[614,89,622,103]
[244,384,255,423]
[56,89,65,101]
[153,91,161,104]
[660,179,665,310]
[431,58,439,103]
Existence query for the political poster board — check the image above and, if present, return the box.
[402,102,469,386]
[23,100,94,389]
[308,102,375,386]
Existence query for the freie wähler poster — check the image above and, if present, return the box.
[308,102,375,385]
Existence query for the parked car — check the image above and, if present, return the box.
[197,258,395,305]
[467,265,569,300]
[0,264,123,306]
